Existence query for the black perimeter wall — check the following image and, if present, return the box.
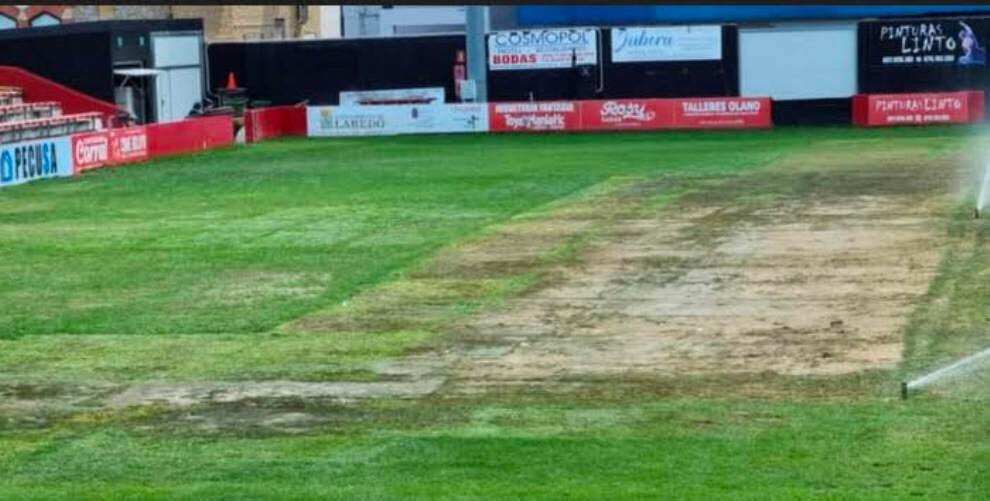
[208,27,739,105]
[487,25,739,102]
[0,32,114,102]
[0,20,203,103]
[208,35,466,105]
[771,99,852,126]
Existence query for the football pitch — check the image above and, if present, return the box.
[1,127,988,498]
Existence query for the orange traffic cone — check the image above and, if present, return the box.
[226,72,238,90]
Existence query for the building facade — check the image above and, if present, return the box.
[69,5,342,41]
[342,6,467,38]
[0,5,72,29]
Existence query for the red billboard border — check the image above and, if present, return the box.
[71,115,234,175]
[488,97,773,133]
[852,91,986,127]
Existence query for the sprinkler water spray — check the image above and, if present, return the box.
[901,344,990,399]
[977,160,990,219]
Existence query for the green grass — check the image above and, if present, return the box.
[0,397,986,499]
[1,126,989,499]
[1,131,803,337]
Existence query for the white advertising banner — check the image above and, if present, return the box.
[0,136,73,189]
[488,28,598,71]
[339,87,446,106]
[611,25,722,63]
[400,103,489,134]
[307,106,402,137]
[307,104,488,137]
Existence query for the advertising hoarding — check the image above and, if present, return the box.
[580,99,673,130]
[306,104,489,137]
[611,25,722,63]
[670,97,772,128]
[488,101,582,131]
[488,28,598,71]
[72,126,149,172]
[0,136,72,189]
[340,87,446,106]
[866,19,989,66]
[852,91,982,126]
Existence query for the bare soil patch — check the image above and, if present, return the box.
[0,383,116,430]
[107,379,445,409]
[444,158,953,392]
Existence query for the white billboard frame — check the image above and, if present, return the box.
[487,27,599,71]
[610,25,723,63]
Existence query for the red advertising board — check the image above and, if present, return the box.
[488,101,582,132]
[306,97,773,138]
[72,116,232,175]
[852,91,982,126]
[112,127,149,163]
[71,126,148,173]
[580,99,674,131]
[486,98,770,133]
[968,91,986,123]
[71,131,109,172]
[670,97,772,129]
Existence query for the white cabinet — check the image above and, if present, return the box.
[151,33,204,122]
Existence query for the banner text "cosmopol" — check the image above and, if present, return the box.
[490,30,592,47]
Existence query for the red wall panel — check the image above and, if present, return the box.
[145,115,233,158]
[244,105,307,143]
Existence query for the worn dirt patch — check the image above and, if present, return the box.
[108,379,445,409]
[0,383,116,430]
[442,162,952,391]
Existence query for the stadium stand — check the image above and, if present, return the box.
[0,83,103,143]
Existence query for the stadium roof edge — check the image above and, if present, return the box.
[0,18,203,41]
[515,6,990,27]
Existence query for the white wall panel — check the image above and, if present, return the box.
[152,35,202,68]
[740,22,857,100]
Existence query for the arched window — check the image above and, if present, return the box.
[0,14,15,30]
[30,13,60,27]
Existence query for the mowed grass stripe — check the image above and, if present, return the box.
[0,130,815,337]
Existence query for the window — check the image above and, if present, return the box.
[0,14,15,30]
[30,13,60,27]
